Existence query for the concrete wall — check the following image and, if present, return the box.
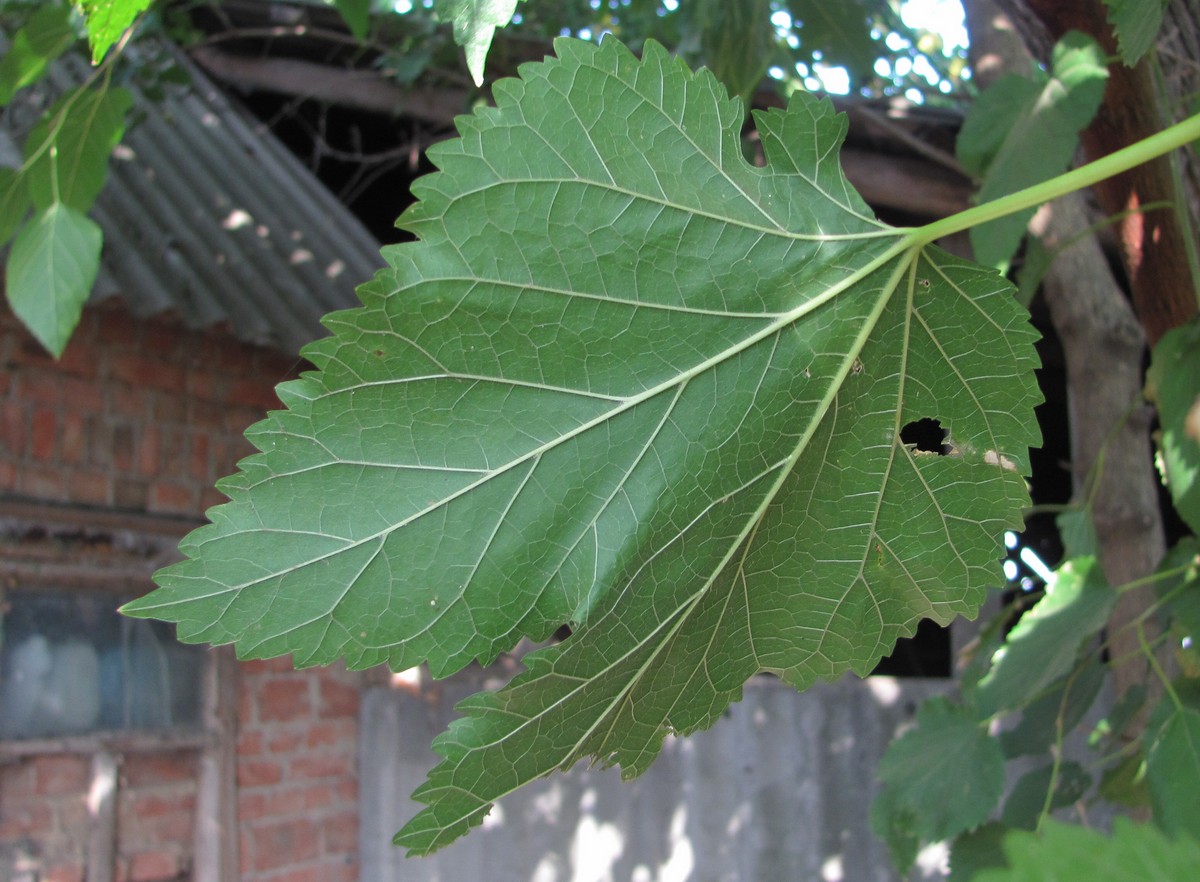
[361,671,950,882]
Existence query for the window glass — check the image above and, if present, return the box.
[0,590,206,739]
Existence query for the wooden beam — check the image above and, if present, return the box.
[86,750,120,882]
[194,647,240,882]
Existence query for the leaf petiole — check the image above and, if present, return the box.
[908,112,1200,247]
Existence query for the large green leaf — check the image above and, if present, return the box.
[4,202,102,358]
[124,38,1040,852]
[957,32,1107,271]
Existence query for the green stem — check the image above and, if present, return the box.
[909,112,1200,246]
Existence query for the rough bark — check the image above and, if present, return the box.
[1023,0,1199,345]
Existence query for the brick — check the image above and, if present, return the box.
[153,393,187,425]
[290,753,352,781]
[121,754,196,788]
[237,759,283,788]
[189,432,211,483]
[188,400,226,433]
[114,477,150,510]
[147,481,197,516]
[265,731,304,754]
[19,465,67,499]
[96,312,140,348]
[110,385,149,420]
[126,791,196,819]
[0,400,25,457]
[227,377,283,410]
[304,719,355,749]
[0,799,54,838]
[0,758,37,798]
[136,423,161,476]
[200,486,228,513]
[126,849,181,882]
[141,323,183,360]
[62,376,104,412]
[69,470,112,506]
[112,423,137,472]
[250,818,320,872]
[318,675,360,719]
[61,412,86,463]
[30,408,56,460]
[9,334,56,369]
[19,373,63,405]
[257,860,360,882]
[43,863,85,882]
[241,656,296,675]
[113,354,185,394]
[237,730,264,756]
[321,809,358,855]
[159,426,188,476]
[54,337,99,379]
[268,783,336,815]
[185,370,220,403]
[258,679,311,722]
[34,756,88,796]
[238,792,267,822]
[0,460,17,490]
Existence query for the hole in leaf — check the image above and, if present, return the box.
[900,418,950,456]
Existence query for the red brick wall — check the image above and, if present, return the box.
[0,302,292,514]
[236,659,361,882]
[1,304,365,881]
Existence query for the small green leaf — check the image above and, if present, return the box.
[784,0,879,81]
[957,32,1108,270]
[973,818,1200,882]
[0,3,77,106]
[1093,683,1148,747]
[1055,508,1098,560]
[997,655,1105,758]
[436,0,521,86]
[1000,761,1090,830]
[1098,751,1150,809]
[76,0,152,64]
[25,84,133,213]
[1145,704,1200,840]
[1146,319,1200,533]
[1102,0,1169,67]
[870,785,921,873]
[4,203,102,358]
[876,698,1005,847]
[977,557,1115,717]
[1156,537,1199,643]
[0,168,32,248]
[950,822,1010,882]
[694,0,774,109]
[331,0,372,40]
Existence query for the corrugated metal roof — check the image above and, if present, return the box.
[9,48,386,354]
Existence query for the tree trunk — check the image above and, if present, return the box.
[962,0,1168,734]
